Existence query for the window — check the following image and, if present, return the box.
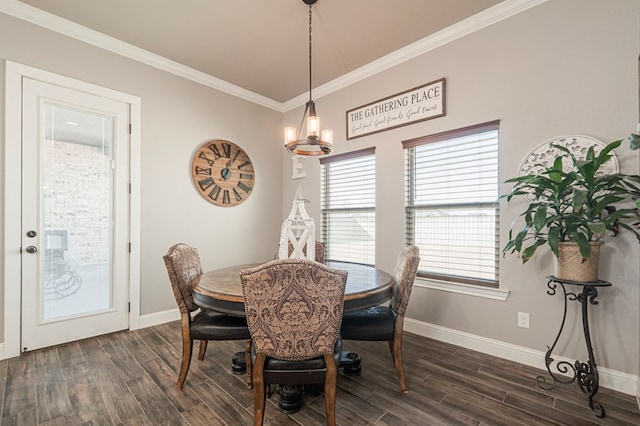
[404,121,500,287]
[320,148,375,265]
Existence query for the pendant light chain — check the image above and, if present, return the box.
[296,4,313,135]
[308,4,313,103]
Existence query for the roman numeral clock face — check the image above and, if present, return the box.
[191,140,255,207]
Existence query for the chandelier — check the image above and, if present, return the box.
[284,0,333,156]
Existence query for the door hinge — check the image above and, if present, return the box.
[128,242,131,253]
[128,302,131,313]
[129,123,132,134]
[129,183,132,194]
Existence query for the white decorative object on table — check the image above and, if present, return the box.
[278,185,315,260]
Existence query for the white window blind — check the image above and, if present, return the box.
[404,121,500,286]
[320,148,375,265]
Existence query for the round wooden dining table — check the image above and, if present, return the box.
[193,260,396,316]
[192,260,396,414]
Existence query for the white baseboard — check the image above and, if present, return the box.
[404,318,639,397]
[138,308,180,329]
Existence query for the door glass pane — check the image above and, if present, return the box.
[41,102,114,321]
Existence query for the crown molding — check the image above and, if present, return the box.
[284,0,548,111]
[0,0,282,111]
[1,0,547,113]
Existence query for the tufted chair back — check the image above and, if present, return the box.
[164,243,203,313]
[390,245,420,316]
[241,258,346,360]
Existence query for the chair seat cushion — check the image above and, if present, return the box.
[340,306,396,341]
[191,309,251,340]
[257,336,343,385]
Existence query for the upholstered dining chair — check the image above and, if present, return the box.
[240,259,348,426]
[163,243,252,390]
[339,245,420,393]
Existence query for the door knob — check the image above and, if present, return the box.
[26,246,38,254]
[26,230,37,238]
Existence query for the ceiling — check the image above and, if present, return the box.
[13,0,507,105]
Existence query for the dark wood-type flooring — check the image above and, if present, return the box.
[1,321,639,425]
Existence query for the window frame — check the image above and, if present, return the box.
[403,120,500,288]
[320,147,376,265]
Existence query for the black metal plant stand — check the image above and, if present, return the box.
[536,276,611,418]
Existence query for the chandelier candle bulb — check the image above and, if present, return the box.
[307,116,319,138]
[284,127,296,145]
[321,129,333,144]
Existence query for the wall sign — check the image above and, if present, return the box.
[346,78,446,140]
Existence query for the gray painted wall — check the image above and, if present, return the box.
[1,0,639,379]
[0,12,283,332]
[283,0,640,376]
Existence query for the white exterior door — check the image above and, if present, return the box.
[20,77,131,351]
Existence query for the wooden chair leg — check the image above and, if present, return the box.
[252,354,267,426]
[197,340,208,360]
[177,315,193,390]
[245,339,253,389]
[323,354,338,426]
[391,323,408,393]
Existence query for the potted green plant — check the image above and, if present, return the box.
[502,138,640,282]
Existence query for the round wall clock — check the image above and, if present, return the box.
[191,140,255,206]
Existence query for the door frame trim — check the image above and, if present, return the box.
[3,61,141,358]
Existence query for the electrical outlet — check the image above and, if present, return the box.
[518,312,530,328]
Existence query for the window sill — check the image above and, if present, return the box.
[414,277,509,301]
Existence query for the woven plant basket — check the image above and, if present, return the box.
[554,241,603,282]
